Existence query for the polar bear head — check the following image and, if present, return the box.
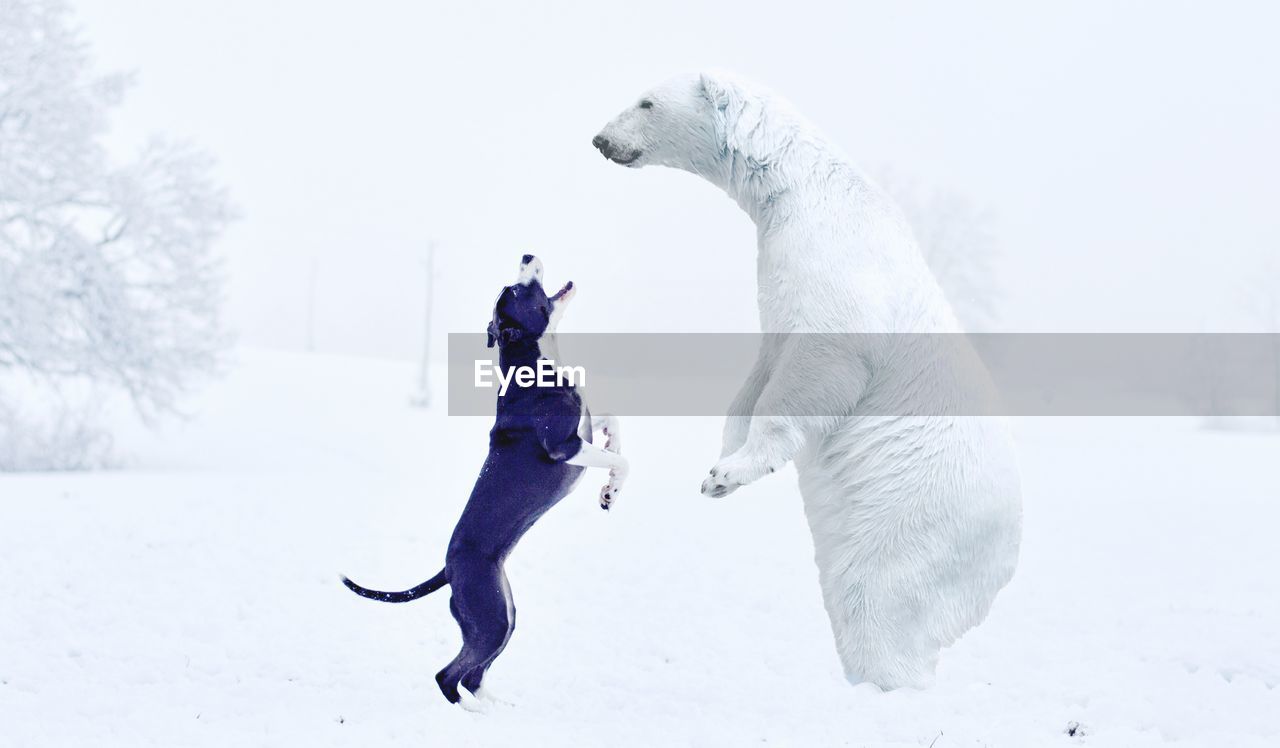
[592,72,815,199]
[592,72,753,174]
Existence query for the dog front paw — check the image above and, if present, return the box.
[599,482,621,510]
[599,455,628,510]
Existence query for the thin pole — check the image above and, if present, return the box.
[305,256,318,352]
[413,241,436,407]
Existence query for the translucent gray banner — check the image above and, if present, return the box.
[447,333,1280,417]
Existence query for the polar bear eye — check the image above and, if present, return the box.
[638,99,653,110]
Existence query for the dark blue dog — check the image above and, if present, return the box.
[343,255,627,705]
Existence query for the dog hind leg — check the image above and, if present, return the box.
[435,558,514,703]
[460,569,517,696]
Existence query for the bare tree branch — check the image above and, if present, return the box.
[873,166,1004,332]
[1,0,233,468]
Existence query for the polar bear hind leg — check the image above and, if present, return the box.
[796,454,1010,690]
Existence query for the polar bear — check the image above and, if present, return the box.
[593,72,1022,689]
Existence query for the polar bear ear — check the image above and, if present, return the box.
[699,72,732,112]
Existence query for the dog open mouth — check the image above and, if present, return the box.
[549,280,574,301]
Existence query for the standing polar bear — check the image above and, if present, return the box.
[593,72,1022,689]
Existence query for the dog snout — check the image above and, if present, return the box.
[592,134,610,154]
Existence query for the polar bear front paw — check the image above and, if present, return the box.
[700,452,776,498]
[700,472,739,498]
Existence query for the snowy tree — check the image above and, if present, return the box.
[0,0,232,468]
[874,168,1002,331]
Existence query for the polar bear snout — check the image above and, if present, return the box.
[591,132,641,166]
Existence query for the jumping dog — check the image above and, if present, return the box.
[342,254,628,704]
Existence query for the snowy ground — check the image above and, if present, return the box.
[2,350,1278,747]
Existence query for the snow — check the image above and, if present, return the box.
[2,349,1278,746]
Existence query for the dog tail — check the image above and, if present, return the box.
[341,568,448,603]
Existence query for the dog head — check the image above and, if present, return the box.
[486,254,575,348]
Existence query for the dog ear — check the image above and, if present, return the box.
[499,326,524,346]
[485,321,524,347]
[487,286,517,347]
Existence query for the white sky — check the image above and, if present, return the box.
[72,0,1280,358]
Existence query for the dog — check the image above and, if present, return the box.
[342,254,628,705]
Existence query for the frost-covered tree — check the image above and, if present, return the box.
[874,168,1002,331]
[0,0,231,468]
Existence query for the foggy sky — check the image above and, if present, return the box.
[72,0,1280,359]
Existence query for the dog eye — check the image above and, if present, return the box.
[638,99,653,110]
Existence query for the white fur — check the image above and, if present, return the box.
[566,432,627,509]
[539,276,627,508]
[596,73,1022,688]
[517,256,544,286]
